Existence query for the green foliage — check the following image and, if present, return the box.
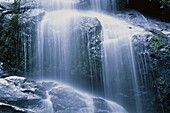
[0,14,20,74]
[158,33,165,38]
[168,45,170,55]
[0,0,25,74]
[151,36,163,49]
[148,0,170,8]
[13,0,20,10]
[160,0,170,7]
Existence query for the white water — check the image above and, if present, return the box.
[94,12,143,113]
[39,0,79,10]
[40,81,128,113]
[34,0,146,112]
[41,91,54,113]
[90,0,116,11]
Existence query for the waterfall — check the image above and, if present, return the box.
[36,10,83,80]
[39,0,79,10]
[90,0,116,11]
[31,0,148,112]
[93,13,144,113]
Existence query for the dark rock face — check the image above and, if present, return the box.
[0,102,28,113]
[128,0,170,21]
[0,0,45,75]
[69,16,103,94]
[132,24,170,112]
[146,29,170,113]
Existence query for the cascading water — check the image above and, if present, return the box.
[39,0,79,10]
[91,12,144,113]
[36,9,102,86]
[90,0,116,11]
[41,91,55,113]
[32,0,149,112]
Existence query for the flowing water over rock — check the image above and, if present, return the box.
[0,76,128,113]
[47,83,128,113]
[30,0,149,112]
[95,13,144,113]
[90,0,116,11]
[35,10,102,82]
[0,0,169,112]
[38,0,79,10]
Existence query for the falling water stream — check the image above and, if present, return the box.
[31,0,148,112]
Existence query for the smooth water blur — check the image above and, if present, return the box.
[96,13,144,113]
[36,10,83,80]
[41,91,54,113]
[90,0,116,11]
[32,0,149,113]
[40,81,128,113]
[38,0,79,10]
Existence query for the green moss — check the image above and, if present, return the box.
[158,33,165,38]
[0,13,22,74]
[168,45,170,55]
[13,0,20,10]
[160,0,170,7]
[151,36,163,49]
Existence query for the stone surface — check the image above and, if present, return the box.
[0,76,46,113]
[132,26,170,112]
[20,0,39,9]
[49,86,88,112]
[0,76,128,113]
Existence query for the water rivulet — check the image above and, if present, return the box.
[27,0,154,113]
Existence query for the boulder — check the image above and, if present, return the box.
[0,76,128,113]
[49,84,128,113]
[49,86,88,112]
[0,76,46,112]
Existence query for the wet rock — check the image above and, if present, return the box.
[77,16,101,32]
[41,81,58,90]
[74,16,102,58]
[0,76,46,112]
[76,0,90,10]
[20,0,39,9]
[132,26,170,112]
[0,102,32,113]
[19,8,45,24]
[93,97,128,113]
[93,97,112,113]
[49,86,88,112]
[72,15,103,86]
[0,76,128,113]
[49,84,127,113]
